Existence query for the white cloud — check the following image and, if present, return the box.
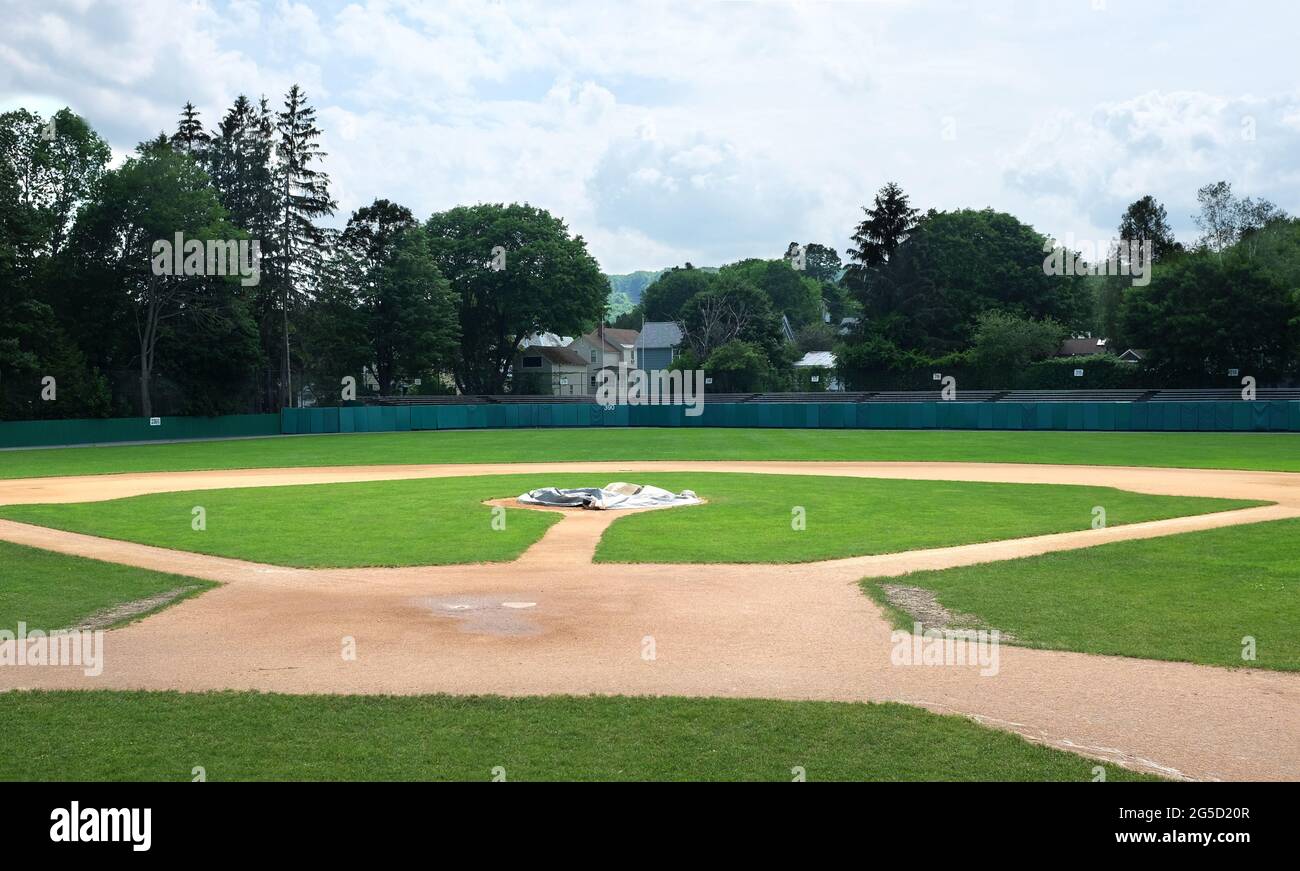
[3,0,1299,273]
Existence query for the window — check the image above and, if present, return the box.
[590,349,598,363]
[522,356,542,368]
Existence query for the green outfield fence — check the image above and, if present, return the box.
[0,413,280,449]
[3,402,1298,450]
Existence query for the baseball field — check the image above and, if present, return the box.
[2,427,1298,781]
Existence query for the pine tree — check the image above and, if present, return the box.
[846,182,919,288]
[170,102,210,156]
[270,85,336,407]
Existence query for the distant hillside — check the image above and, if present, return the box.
[605,266,720,307]
[605,270,666,305]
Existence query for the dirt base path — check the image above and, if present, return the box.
[2,461,1299,781]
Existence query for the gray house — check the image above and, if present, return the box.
[635,321,684,373]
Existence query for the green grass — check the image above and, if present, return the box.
[865,518,1300,671]
[0,690,1159,781]
[0,475,567,568]
[592,474,1260,563]
[2,428,1300,479]
[0,539,215,630]
[0,473,1259,568]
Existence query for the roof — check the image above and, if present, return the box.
[636,321,683,349]
[794,351,837,368]
[583,327,639,351]
[1056,337,1109,357]
[523,346,589,367]
[520,331,572,348]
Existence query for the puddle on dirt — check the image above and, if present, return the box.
[413,595,543,637]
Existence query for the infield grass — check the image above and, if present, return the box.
[0,539,215,630]
[865,517,1300,671]
[0,473,1260,567]
[0,690,1159,781]
[2,428,1300,479]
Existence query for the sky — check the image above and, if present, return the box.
[2,0,1298,274]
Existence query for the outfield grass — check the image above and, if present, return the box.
[2,428,1300,479]
[592,474,1260,564]
[0,473,1258,567]
[0,539,215,630]
[0,475,566,568]
[865,518,1300,671]
[0,690,1158,781]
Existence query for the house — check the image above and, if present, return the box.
[793,350,841,391]
[570,327,639,392]
[1116,348,1148,363]
[635,321,684,373]
[1056,337,1110,357]
[512,345,591,395]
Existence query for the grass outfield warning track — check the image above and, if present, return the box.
[2,428,1300,479]
[0,690,1160,781]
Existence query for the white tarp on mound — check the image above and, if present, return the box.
[518,482,700,510]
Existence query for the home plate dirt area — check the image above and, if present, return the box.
[2,460,1299,782]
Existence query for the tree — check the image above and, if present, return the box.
[0,107,111,260]
[207,96,276,236]
[676,272,782,361]
[425,203,606,394]
[70,138,235,417]
[0,108,112,418]
[1121,255,1298,382]
[968,311,1066,382]
[367,228,458,393]
[845,182,919,287]
[270,85,336,407]
[719,258,821,326]
[701,340,770,392]
[170,101,211,157]
[640,265,716,320]
[799,242,842,284]
[853,208,1090,356]
[1194,181,1287,255]
[1117,195,1182,262]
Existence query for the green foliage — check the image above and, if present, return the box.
[718,257,821,326]
[1019,355,1147,389]
[1121,253,1298,382]
[801,242,843,283]
[640,264,716,320]
[425,203,606,394]
[702,340,770,392]
[968,311,1066,378]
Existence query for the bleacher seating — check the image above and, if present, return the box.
[364,387,1300,406]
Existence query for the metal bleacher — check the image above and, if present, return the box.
[366,387,1299,405]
